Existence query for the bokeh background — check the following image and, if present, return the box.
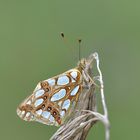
[0,0,140,140]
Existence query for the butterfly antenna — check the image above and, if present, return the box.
[61,32,82,62]
[78,39,82,61]
[60,32,68,44]
[61,32,64,38]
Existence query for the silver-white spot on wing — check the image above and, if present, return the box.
[57,75,69,85]
[51,89,66,102]
[34,98,43,107]
[62,99,70,110]
[70,85,79,96]
[34,83,41,91]
[26,100,31,105]
[58,101,62,107]
[71,78,76,83]
[49,115,55,122]
[60,110,65,117]
[26,112,30,118]
[42,111,50,119]
[36,109,43,115]
[35,89,45,98]
[70,71,77,79]
[20,111,25,117]
[47,79,55,86]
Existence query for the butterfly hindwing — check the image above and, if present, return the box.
[17,68,82,126]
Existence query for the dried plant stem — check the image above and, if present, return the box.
[50,53,110,140]
[94,53,110,140]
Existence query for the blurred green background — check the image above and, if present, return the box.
[0,0,140,140]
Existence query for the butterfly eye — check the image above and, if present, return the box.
[47,106,52,111]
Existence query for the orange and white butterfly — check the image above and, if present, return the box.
[17,35,97,126]
[17,67,83,126]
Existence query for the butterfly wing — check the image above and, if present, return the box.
[17,68,82,126]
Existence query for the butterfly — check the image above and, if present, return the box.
[17,67,84,126]
[16,52,98,126]
[17,34,96,126]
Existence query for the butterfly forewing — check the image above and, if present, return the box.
[17,68,82,126]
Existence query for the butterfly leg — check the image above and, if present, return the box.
[82,70,100,89]
[84,52,102,89]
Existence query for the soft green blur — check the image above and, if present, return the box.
[0,0,140,140]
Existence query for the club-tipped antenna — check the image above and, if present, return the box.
[60,32,67,44]
[78,39,82,61]
[61,32,64,38]
[60,32,82,62]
